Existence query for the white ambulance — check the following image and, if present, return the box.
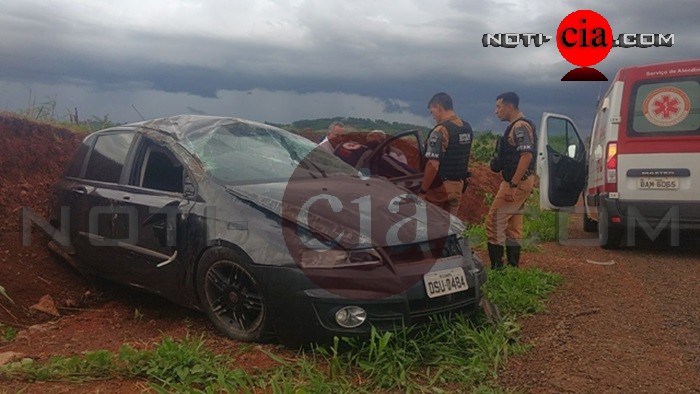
[538,59,700,248]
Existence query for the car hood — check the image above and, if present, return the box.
[226,176,464,249]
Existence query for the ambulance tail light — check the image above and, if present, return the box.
[605,142,618,193]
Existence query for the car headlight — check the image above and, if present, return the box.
[458,237,484,271]
[296,226,381,268]
[299,249,382,269]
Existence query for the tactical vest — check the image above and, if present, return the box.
[437,120,473,181]
[499,117,536,182]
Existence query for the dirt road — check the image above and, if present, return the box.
[499,226,700,393]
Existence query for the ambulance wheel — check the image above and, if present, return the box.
[598,207,622,249]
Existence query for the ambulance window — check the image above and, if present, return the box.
[629,77,700,136]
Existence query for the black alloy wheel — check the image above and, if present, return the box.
[197,247,270,342]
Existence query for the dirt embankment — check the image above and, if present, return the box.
[0,114,82,232]
[0,114,94,329]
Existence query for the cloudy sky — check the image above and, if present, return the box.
[0,0,697,132]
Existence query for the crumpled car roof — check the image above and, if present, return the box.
[129,115,275,141]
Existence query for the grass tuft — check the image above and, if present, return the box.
[483,267,562,316]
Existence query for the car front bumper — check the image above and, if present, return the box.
[256,264,486,347]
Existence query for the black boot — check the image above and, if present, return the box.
[487,243,504,270]
[506,245,521,268]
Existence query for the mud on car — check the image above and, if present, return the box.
[48,115,486,347]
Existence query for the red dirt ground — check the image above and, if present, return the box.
[0,114,93,329]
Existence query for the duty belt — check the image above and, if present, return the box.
[441,171,472,182]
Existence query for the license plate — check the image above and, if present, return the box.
[638,177,678,190]
[423,267,468,299]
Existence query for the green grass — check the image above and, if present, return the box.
[0,287,18,343]
[471,132,500,164]
[465,223,488,250]
[483,267,562,317]
[1,325,18,343]
[1,268,561,393]
[3,100,119,134]
[522,208,559,250]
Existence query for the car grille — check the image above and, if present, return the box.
[364,289,477,330]
[383,235,462,264]
[408,288,476,321]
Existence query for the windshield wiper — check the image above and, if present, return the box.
[274,138,321,179]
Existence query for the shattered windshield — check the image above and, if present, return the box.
[181,122,358,185]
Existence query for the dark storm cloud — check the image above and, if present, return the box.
[0,0,696,128]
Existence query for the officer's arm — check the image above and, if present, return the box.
[421,160,440,193]
[509,123,535,186]
[511,153,533,186]
[420,128,445,193]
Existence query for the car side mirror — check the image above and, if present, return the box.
[183,172,196,198]
[567,144,577,158]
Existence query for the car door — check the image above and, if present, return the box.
[358,130,425,192]
[537,113,587,210]
[113,136,195,299]
[72,130,136,273]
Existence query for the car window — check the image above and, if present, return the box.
[63,140,91,178]
[362,133,422,179]
[84,132,134,183]
[629,77,700,135]
[135,144,184,193]
[181,123,357,185]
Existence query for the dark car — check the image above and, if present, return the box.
[48,115,486,347]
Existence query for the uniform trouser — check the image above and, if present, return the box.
[485,175,535,245]
[424,180,463,215]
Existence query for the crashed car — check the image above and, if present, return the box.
[48,115,486,346]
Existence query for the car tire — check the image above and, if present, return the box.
[582,210,597,233]
[196,247,272,342]
[598,207,622,249]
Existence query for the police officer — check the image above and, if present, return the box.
[486,91,536,269]
[419,92,473,215]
